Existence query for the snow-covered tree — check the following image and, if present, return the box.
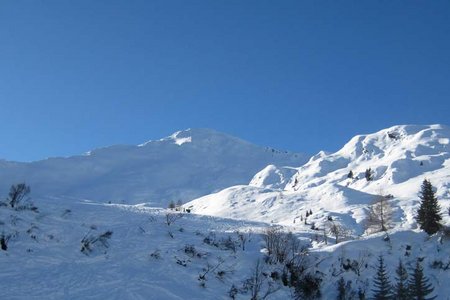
[417,180,441,235]
[394,259,409,300]
[408,260,436,300]
[370,255,392,300]
[336,277,354,300]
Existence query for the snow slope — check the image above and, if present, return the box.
[188,125,450,229]
[287,124,450,199]
[0,196,285,299]
[182,124,450,298]
[0,128,306,206]
[1,194,449,299]
[1,124,450,299]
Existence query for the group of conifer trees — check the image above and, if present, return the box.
[369,256,435,300]
[337,256,436,300]
[367,179,443,300]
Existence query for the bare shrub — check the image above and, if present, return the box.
[243,260,279,300]
[6,183,36,211]
[150,249,161,259]
[203,232,237,252]
[81,230,113,255]
[365,194,393,233]
[235,230,252,251]
[165,212,183,226]
[198,257,225,287]
[264,227,305,265]
[328,221,350,244]
[0,233,10,251]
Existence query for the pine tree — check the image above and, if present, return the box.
[394,260,409,300]
[365,168,373,181]
[337,277,353,300]
[408,260,436,300]
[347,170,354,179]
[416,180,442,235]
[371,255,392,300]
[337,277,346,300]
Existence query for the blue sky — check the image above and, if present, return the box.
[1,1,449,161]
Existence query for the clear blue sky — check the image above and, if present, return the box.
[1,1,449,161]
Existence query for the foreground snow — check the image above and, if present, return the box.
[1,195,449,299]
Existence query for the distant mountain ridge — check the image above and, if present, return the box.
[0,128,307,205]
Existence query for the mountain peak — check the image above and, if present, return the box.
[138,128,244,147]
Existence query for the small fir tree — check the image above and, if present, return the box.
[337,277,353,300]
[416,180,442,235]
[408,260,436,300]
[371,255,392,300]
[168,201,176,209]
[365,168,373,181]
[394,259,409,300]
[347,170,354,179]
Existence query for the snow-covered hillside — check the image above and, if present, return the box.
[188,125,450,227]
[0,128,306,206]
[287,124,450,199]
[183,124,450,298]
[1,192,449,299]
[2,124,450,299]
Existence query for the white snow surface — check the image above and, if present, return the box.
[188,125,450,229]
[179,124,450,298]
[1,124,450,299]
[249,165,298,190]
[0,128,306,206]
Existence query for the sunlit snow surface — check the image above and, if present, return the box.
[1,125,450,299]
[0,128,306,206]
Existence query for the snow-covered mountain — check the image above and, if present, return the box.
[0,128,306,206]
[2,124,450,299]
[287,124,450,198]
[187,125,450,230]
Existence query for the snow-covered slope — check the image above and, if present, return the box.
[287,124,450,199]
[0,128,306,206]
[2,124,450,299]
[249,165,298,190]
[187,125,450,231]
[1,194,449,299]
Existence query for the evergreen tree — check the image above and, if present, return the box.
[416,180,442,235]
[337,277,346,300]
[365,168,373,181]
[408,260,436,300]
[168,200,176,209]
[394,260,409,300]
[347,170,354,179]
[337,277,353,300]
[371,255,392,300]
